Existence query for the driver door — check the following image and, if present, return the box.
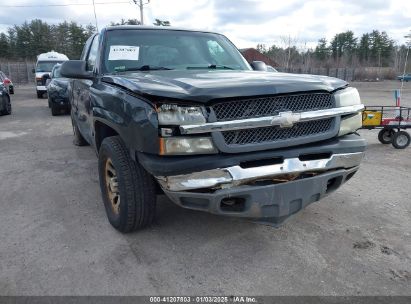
[72,34,98,143]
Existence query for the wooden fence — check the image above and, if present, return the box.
[276,67,397,81]
[0,60,399,84]
[0,61,36,84]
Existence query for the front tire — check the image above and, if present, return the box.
[392,131,410,149]
[51,103,59,116]
[378,128,394,144]
[98,136,156,233]
[37,91,43,99]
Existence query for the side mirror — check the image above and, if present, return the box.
[60,60,93,79]
[46,78,51,86]
[32,68,35,73]
[250,61,267,71]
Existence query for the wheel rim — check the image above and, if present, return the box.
[104,158,120,215]
[396,134,408,146]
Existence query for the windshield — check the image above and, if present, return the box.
[36,61,64,73]
[103,29,251,73]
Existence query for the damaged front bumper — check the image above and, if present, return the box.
[154,150,364,225]
[161,167,359,225]
[137,134,366,225]
[157,152,364,192]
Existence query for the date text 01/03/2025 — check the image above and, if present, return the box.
[149,296,257,303]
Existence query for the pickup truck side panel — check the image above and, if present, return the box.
[90,82,160,155]
[72,76,160,155]
[74,79,94,143]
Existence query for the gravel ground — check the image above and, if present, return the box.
[0,81,410,296]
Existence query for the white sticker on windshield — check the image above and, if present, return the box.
[108,45,139,60]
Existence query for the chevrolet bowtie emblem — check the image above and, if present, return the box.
[271,111,301,128]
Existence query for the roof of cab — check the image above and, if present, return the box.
[104,25,218,35]
[37,51,69,61]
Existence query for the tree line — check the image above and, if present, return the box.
[1,20,408,72]
[0,18,171,61]
[0,19,96,60]
[257,30,410,71]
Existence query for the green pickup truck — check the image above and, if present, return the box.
[61,26,366,232]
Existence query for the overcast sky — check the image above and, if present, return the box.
[1,0,410,49]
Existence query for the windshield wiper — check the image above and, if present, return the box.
[186,64,235,70]
[115,65,173,72]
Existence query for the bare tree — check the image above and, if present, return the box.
[279,35,299,69]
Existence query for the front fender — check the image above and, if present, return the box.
[91,82,159,157]
[93,107,125,127]
[122,92,159,155]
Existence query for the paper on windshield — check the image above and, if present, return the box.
[108,45,139,60]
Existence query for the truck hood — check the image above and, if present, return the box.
[35,72,51,79]
[102,70,348,103]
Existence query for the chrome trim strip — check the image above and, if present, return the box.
[179,104,364,135]
[157,152,364,191]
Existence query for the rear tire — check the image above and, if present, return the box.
[98,136,156,233]
[392,131,410,149]
[71,115,88,146]
[378,128,394,144]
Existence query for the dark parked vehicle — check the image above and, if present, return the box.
[61,26,366,233]
[0,83,11,116]
[46,64,70,116]
[397,73,411,82]
[0,71,14,94]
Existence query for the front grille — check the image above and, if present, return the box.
[212,93,333,121]
[222,118,334,146]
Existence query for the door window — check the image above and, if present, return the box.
[87,35,99,71]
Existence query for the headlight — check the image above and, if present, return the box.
[157,104,206,125]
[338,113,362,136]
[334,87,361,107]
[159,137,217,155]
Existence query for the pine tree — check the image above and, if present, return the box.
[0,33,10,58]
[314,38,329,61]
